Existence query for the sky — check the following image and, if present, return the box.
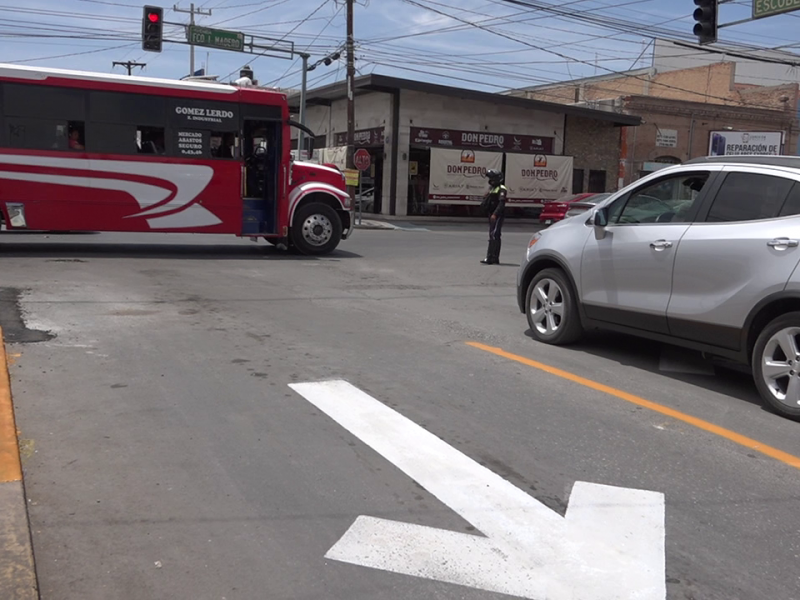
[4,0,800,93]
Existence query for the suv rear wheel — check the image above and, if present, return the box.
[526,268,583,345]
[753,312,800,420]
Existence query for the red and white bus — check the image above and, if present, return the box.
[0,64,352,254]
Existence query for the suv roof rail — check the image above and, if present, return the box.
[686,156,800,168]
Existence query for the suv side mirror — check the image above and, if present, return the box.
[594,207,609,239]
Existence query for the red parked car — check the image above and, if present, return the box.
[539,192,608,225]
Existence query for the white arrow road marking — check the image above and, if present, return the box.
[289,379,666,600]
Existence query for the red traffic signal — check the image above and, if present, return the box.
[142,5,164,52]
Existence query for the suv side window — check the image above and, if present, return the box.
[705,172,794,222]
[778,183,800,217]
[610,171,709,224]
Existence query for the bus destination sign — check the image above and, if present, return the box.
[187,25,245,52]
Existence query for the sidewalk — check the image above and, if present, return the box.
[0,327,38,600]
[354,214,543,229]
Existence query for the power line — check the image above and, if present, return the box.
[395,0,798,111]
[6,43,136,63]
[210,0,291,26]
[73,0,142,6]
[220,0,333,80]
[268,3,344,86]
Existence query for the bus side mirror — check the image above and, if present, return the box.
[593,207,609,240]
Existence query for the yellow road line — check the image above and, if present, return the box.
[0,327,22,483]
[467,341,800,470]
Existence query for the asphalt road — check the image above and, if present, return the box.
[1,224,800,600]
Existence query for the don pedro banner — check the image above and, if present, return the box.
[505,154,573,204]
[428,148,503,204]
[311,146,347,170]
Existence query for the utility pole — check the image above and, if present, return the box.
[298,52,309,159]
[346,0,356,205]
[113,60,146,76]
[174,3,212,76]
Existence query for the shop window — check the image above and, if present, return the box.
[572,168,584,193]
[588,169,606,193]
[210,131,237,159]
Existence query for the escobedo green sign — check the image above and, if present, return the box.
[753,0,800,19]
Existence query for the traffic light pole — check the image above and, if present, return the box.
[174,3,212,76]
[298,53,309,160]
[346,0,356,205]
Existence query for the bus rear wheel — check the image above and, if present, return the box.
[291,203,342,255]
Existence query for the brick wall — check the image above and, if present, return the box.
[518,62,798,112]
[620,96,800,185]
[564,115,621,193]
[521,69,653,106]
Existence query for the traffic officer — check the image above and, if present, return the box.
[480,169,507,264]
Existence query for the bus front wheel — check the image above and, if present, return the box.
[291,203,342,255]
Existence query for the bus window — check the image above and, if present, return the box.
[68,121,85,151]
[8,118,69,151]
[137,126,165,154]
[210,131,237,159]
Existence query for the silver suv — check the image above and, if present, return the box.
[517,156,800,420]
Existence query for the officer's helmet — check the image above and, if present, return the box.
[486,169,504,186]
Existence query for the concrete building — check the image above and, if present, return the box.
[652,39,800,87]
[509,59,800,187]
[289,74,639,217]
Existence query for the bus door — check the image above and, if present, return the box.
[242,119,280,235]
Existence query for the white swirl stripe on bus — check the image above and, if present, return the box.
[0,154,220,228]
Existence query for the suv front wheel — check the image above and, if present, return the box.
[753,312,800,420]
[526,268,583,345]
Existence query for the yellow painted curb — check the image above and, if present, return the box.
[0,326,22,483]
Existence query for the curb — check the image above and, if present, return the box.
[354,220,398,230]
[367,216,542,226]
[0,327,38,599]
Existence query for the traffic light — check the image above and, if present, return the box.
[142,6,163,53]
[693,0,718,45]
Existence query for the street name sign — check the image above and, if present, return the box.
[186,25,244,52]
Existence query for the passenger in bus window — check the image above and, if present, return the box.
[152,130,165,154]
[222,132,236,158]
[68,123,84,151]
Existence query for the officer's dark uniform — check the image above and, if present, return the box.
[481,169,507,264]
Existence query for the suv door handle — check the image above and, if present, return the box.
[768,238,799,248]
[650,240,673,250]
